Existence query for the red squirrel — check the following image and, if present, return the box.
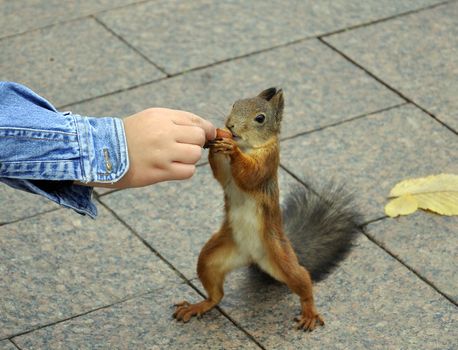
[174,88,361,331]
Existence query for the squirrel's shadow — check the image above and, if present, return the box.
[246,265,281,286]
[235,265,290,304]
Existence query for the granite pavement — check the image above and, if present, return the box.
[1,1,456,349]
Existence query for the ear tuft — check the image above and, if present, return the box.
[272,89,284,121]
[258,87,277,101]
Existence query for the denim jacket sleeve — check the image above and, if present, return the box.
[0,82,129,218]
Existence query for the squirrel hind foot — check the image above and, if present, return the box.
[294,312,325,332]
[173,300,216,322]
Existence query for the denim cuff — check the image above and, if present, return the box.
[0,82,130,218]
[73,115,129,184]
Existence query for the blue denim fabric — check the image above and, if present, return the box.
[0,82,129,217]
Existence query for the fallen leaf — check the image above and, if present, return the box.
[385,195,418,217]
[385,174,458,217]
[415,192,458,216]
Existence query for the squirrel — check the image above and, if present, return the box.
[173,88,362,331]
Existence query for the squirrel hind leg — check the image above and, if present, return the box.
[173,259,227,323]
[173,265,225,323]
[257,250,325,332]
[174,234,248,323]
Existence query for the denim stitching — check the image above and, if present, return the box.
[0,135,73,142]
[0,126,77,136]
[72,113,87,182]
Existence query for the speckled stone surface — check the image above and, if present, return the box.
[0,18,164,107]
[0,0,144,38]
[13,284,259,350]
[68,40,402,139]
[325,2,458,132]
[100,165,303,279]
[0,340,16,350]
[280,105,458,221]
[0,206,179,339]
[0,184,58,225]
[213,235,458,349]
[367,213,458,303]
[96,0,445,74]
[2,1,458,348]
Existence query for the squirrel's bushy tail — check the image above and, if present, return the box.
[282,184,362,282]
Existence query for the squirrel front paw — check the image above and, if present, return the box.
[294,310,325,332]
[209,139,238,155]
[173,300,215,322]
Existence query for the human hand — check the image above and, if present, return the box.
[100,108,216,188]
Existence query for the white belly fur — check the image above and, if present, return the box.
[227,183,265,263]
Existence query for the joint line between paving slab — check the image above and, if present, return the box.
[280,165,457,306]
[183,280,267,349]
[0,0,452,44]
[56,1,458,112]
[97,198,190,281]
[362,215,389,226]
[1,0,456,110]
[56,35,315,110]
[7,339,21,350]
[96,198,266,349]
[280,163,457,304]
[57,75,168,110]
[0,207,61,227]
[0,0,155,42]
[280,102,408,142]
[280,164,388,228]
[5,289,159,342]
[362,228,458,307]
[92,16,169,76]
[319,0,455,38]
[318,38,458,136]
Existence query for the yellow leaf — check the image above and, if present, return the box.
[385,195,418,217]
[415,192,458,216]
[389,173,458,197]
[386,174,458,217]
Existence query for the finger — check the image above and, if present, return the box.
[170,144,202,164]
[168,162,197,180]
[175,124,206,147]
[172,111,216,141]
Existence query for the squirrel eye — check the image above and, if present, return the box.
[254,114,265,123]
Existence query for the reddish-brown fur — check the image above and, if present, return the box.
[173,133,324,331]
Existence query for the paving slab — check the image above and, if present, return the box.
[13,284,260,350]
[0,184,58,225]
[0,340,16,350]
[280,105,458,221]
[367,213,458,303]
[0,206,179,339]
[0,0,145,39]
[97,0,445,74]
[68,40,402,140]
[0,18,164,107]
[196,235,457,349]
[324,1,458,132]
[100,165,302,279]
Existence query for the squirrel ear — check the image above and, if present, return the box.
[271,89,284,122]
[258,87,277,101]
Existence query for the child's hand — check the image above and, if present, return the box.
[106,108,216,188]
